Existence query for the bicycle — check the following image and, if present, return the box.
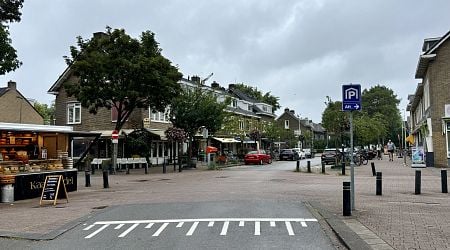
[354,151,369,166]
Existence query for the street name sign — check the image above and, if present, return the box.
[342,84,362,111]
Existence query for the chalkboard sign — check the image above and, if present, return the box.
[40,175,69,206]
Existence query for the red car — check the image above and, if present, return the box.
[244,150,272,165]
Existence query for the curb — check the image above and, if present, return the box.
[307,201,371,250]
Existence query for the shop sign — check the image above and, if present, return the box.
[40,175,69,206]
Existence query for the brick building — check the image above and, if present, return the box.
[407,30,450,167]
[0,81,44,124]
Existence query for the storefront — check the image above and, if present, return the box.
[0,122,98,202]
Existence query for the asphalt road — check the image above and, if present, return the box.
[20,201,333,250]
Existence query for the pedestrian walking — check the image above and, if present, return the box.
[387,140,395,161]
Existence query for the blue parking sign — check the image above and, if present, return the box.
[342,84,362,111]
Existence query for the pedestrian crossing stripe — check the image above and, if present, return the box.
[83,218,318,239]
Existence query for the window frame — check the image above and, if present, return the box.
[67,102,81,124]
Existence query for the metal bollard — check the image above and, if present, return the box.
[322,161,325,174]
[163,161,167,174]
[85,169,91,187]
[341,162,345,175]
[103,170,109,188]
[415,170,421,195]
[343,182,351,216]
[376,172,382,195]
[442,169,448,193]
[371,162,376,176]
[307,161,311,173]
[296,160,300,172]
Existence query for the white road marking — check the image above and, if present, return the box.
[285,221,294,236]
[85,224,109,239]
[152,223,169,237]
[255,221,260,236]
[83,218,319,238]
[186,221,199,236]
[83,224,95,231]
[118,223,139,238]
[220,221,229,235]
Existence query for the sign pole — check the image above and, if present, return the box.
[349,111,355,210]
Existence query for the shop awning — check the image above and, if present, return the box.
[145,129,167,140]
[212,137,240,143]
[91,129,135,138]
[0,122,73,133]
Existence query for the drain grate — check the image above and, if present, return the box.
[216,176,229,179]
[158,178,172,181]
[270,179,286,182]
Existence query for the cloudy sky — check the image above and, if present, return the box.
[2,0,450,122]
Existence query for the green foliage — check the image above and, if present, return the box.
[64,27,182,131]
[127,129,156,157]
[34,101,55,125]
[360,85,401,143]
[321,96,348,145]
[0,0,24,75]
[170,86,228,138]
[233,83,280,112]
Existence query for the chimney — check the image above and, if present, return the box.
[7,81,16,90]
[284,108,290,113]
[228,84,235,89]
[191,75,200,83]
[289,110,295,115]
[211,81,220,89]
[93,32,108,39]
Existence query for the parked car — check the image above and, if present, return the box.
[303,148,312,158]
[321,148,340,165]
[244,150,272,165]
[279,149,299,161]
[291,148,305,159]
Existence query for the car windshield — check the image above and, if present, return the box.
[248,151,259,154]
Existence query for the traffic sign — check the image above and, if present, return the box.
[112,130,119,139]
[342,84,362,111]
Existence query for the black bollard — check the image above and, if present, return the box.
[442,169,448,193]
[103,170,109,188]
[85,169,91,187]
[371,162,376,176]
[322,161,325,174]
[296,160,300,172]
[343,182,351,216]
[376,172,382,195]
[307,161,311,173]
[163,160,167,174]
[341,162,345,175]
[415,170,421,195]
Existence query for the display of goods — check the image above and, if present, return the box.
[0,175,15,184]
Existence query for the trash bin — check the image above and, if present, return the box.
[0,175,15,203]
[190,157,197,168]
[1,184,14,203]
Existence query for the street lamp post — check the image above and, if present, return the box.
[297,114,302,150]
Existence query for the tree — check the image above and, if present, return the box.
[321,96,348,148]
[64,27,182,173]
[34,101,55,125]
[127,128,160,174]
[64,27,182,131]
[169,86,229,158]
[361,85,401,144]
[0,0,24,75]
[233,83,280,112]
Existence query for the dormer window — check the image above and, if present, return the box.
[248,104,252,111]
[232,99,237,108]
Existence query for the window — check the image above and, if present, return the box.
[284,120,289,129]
[239,120,245,130]
[263,106,268,112]
[247,104,252,111]
[231,99,237,108]
[151,108,170,123]
[67,102,81,124]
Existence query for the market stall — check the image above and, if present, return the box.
[0,122,98,202]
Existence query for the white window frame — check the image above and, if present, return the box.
[239,120,245,130]
[284,120,289,129]
[150,107,170,123]
[67,102,81,124]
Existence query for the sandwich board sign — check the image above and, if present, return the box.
[40,175,69,206]
[342,84,362,111]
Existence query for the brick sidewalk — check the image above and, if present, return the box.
[0,157,448,249]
